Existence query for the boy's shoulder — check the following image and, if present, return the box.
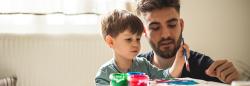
[95,58,116,85]
[98,58,116,71]
[95,58,117,79]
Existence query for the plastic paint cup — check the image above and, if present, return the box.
[109,73,128,86]
[128,73,149,86]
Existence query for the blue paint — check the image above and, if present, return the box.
[127,72,145,76]
[167,80,198,85]
[157,79,198,85]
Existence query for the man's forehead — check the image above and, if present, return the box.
[142,8,180,24]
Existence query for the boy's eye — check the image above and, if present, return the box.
[136,38,141,41]
[126,38,132,42]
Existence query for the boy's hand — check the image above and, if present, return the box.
[206,59,239,84]
[169,43,190,78]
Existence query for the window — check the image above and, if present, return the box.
[0,0,137,34]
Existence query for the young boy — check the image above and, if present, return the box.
[95,9,188,85]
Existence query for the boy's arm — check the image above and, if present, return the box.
[142,58,173,79]
[169,43,190,78]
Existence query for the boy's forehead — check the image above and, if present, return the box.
[121,29,134,35]
[120,29,141,36]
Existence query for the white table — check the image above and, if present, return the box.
[149,78,230,86]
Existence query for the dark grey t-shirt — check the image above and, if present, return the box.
[138,50,222,83]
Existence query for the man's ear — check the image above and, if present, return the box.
[180,18,184,32]
[143,26,148,38]
[105,35,114,48]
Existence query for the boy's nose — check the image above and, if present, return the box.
[131,41,140,47]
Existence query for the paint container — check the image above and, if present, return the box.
[127,72,149,86]
[109,73,128,86]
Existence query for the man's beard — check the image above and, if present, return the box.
[149,34,182,59]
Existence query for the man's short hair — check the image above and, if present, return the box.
[101,9,144,39]
[137,0,180,15]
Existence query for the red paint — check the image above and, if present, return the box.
[128,74,149,86]
[186,64,190,72]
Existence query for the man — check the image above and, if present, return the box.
[137,0,239,84]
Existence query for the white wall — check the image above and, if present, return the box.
[181,0,250,79]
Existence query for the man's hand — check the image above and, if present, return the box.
[206,59,239,84]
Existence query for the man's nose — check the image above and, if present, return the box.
[161,26,171,38]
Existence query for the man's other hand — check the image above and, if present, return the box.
[206,59,239,84]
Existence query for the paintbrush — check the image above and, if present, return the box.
[182,38,190,72]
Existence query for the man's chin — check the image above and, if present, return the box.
[159,44,175,50]
[157,49,176,59]
[159,54,175,59]
[159,48,174,53]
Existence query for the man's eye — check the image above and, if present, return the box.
[168,21,177,28]
[168,24,176,28]
[149,25,160,31]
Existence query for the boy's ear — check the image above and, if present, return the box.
[105,35,114,48]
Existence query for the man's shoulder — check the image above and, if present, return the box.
[189,50,213,62]
[134,57,151,64]
[189,50,214,69]
[137,51,154,62]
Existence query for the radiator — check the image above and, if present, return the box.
[0,34,113,86]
